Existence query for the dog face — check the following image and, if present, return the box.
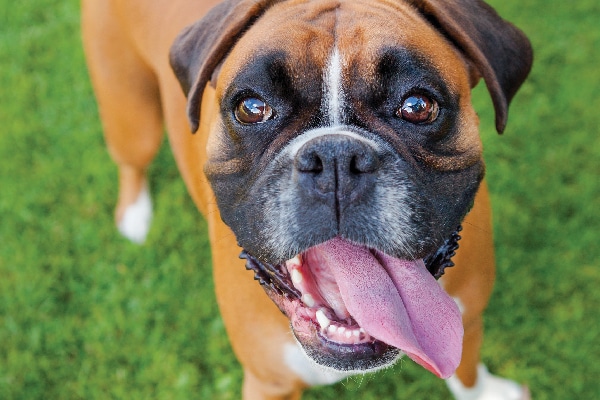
[171,0,532,379]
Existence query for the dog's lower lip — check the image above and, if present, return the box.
[316,329,393,353]
[300,298,401,366]
[240,250,301,299]
[424,225,463,279]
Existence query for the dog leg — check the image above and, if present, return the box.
[448,316,530,400]
[205,205,308,400]
[115,170,152,244]
[242,369,303,400]
[446,364,531,400]
[82,0,164,243]
[442,182,529,400]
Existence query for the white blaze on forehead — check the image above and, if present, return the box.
[323,47,345,126]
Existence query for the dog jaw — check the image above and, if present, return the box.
[244,236,464,378]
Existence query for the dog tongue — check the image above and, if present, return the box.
[316,237,463,378]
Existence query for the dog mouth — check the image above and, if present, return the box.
[241,228,463,378]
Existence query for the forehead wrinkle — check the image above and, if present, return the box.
[216,1,341,94]
[332,1,470,93]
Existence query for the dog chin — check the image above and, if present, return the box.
[283,291,404,373]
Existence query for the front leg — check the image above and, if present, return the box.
[208,206,307,400]
[442,182,530,400]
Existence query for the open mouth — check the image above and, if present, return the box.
[241,227,463,378]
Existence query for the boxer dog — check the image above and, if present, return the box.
[82,0,533,398]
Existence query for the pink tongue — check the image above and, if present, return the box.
[315,237,463,378]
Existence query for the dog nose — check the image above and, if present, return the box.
[294,134,380,208]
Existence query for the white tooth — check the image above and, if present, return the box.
[302,293,315,307]
[353,330,360,338]
[291,269,303,284]
[345,331,352,339]
[359,328,366,334]
[337,326,346,334]
[288,255,302,267]
[328,325,337,334]
[316,309,331,330]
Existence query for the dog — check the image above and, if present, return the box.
[82,0,533,398]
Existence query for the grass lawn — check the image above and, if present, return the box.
[0,0,598,399]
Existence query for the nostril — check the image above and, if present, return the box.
[314,158,323,173]
[297,152,324,173]
[349,156,361,174]
[310,154,324,173]
[350,152,380,174]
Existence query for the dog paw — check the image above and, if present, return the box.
[446,364,530,400]
[117,186,153,244]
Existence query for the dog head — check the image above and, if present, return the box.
[170,0,532,378]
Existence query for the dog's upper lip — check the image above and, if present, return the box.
[241,226,463,297]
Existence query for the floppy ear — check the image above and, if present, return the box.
[169,0,279,133]
[408,0,533,133]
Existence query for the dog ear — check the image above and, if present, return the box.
[408,0,533,133]
[170,0,278,133]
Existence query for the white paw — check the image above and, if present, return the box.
[446,364,530,400]
[117,186,153,244]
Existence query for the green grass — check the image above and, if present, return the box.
[0,0,598,398]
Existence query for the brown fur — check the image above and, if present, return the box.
[82,0,531,398]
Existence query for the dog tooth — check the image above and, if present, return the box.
[337,326,346,334]
[316,309,331,330]
[288,255,302,267]
[328,325,337,334]
[353,330,360,338]
[345,330,352,339]
[291,269,303,284]
[302,293,315,307]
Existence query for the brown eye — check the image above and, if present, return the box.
[235,97,274,124]
[397,94,439,124]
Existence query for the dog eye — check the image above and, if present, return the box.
[397,94,439,124]
[235,97,274,124]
